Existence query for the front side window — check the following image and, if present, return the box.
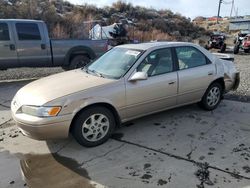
[176,46,207,70]
[0,23,10,41]
[16,23,41,40]
[137,48,173,77]
[87,47,142,79]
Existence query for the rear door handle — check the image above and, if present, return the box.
[41,44,46,50]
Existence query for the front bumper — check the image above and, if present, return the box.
[12,113,72,140]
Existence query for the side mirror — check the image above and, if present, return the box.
[129,72,148,81]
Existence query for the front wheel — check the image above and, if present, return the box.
[220,43,226,53]
[72,106,115,147]
[199,83,223,111]
[205,44,210,50]
[244,49,250,53]
[233,45,240,54]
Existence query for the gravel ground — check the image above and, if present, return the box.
[0,52,249,102]
[224,52,250,102]
[0,67,64,81]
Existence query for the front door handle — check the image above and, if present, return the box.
[208,72,214,76]
[3,44,15,50]
[168,81,176,85]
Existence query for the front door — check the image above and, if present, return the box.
[0,22,18,69]
[14,22,50,67]
[125,48,178,119]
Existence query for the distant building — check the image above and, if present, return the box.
[229,19,250,31]
[207,16,223,22]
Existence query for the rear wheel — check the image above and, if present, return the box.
[199,82,223,111]
[63,55,90,70]
[72,106,115,147]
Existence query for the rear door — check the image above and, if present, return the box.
[14,22,50,67]
[0,22,18,68]
[175,46,216,105]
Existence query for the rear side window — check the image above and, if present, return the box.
[0,23,10,41]
[176,46,207,70]
[16,23,41,40]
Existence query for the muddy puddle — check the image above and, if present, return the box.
[20,153,95,188]
[0,148,106,188]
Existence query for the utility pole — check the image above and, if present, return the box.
[230,0,234,18]
[217,0,222,24]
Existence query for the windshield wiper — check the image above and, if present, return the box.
[82,67,106,78]
[88,69,105,78]
[81,67,89,73]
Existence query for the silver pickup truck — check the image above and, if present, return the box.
[0,19,108,70]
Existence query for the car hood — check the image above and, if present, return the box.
[14,69,115,106]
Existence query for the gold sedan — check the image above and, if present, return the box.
[11,42,239,147]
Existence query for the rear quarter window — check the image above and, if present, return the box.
[16,23,41,40]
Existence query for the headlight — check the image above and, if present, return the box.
[20,105,61,117]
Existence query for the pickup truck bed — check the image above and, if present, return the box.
[50,39,108,67]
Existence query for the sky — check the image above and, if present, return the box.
[68,0,249,19]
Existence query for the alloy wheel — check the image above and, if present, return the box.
[207,87,220,107]
[81,114,110,142]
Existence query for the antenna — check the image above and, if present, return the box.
[230,0,234,18]
[217,0,222,23]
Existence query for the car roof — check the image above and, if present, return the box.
[117,42,195,51]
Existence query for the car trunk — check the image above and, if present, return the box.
[212,53,234,62]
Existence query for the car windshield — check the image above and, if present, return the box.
[85,47,142,79]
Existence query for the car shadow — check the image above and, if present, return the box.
[33,104,202,187]
[14,101,250,187]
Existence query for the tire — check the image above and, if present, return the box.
[199,82,223,111]
[220,43,226,53]
[63,55,90,70]
[244,49,250,53]
[233,45,239,54]
[72,106,115,147]
[205,44,210,50]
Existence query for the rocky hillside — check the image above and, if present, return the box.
[0,0,209,41]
